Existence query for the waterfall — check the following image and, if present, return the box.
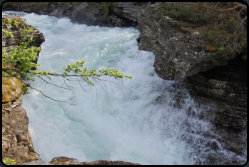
[3,11,246,165]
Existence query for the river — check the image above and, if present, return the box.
[3,11,246,165]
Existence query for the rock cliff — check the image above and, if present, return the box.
[2,15,44,164]
[2,2,149,27]
[137,2,247,163]
[138,2,247,80]
[2,2,247,165]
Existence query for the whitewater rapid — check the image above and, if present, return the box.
[3,11,246,165]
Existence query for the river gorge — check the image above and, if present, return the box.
[2,2,247,165]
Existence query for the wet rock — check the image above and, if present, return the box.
[2,2,149,27]
[49,157,82,165]
[186,55,247,162]
[21,157,141,165]
[186,55,247,131]
[136,2,247,161]
[2,106,41,164]
[49,157,140,165]
[205,153,221,165]
[21,160,52,165]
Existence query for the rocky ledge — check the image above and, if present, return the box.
[138,2,247,80]
[2,2,149,27]
[137,2,247,163]
[2,15,44,164]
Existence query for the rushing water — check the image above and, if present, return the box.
[3,11,246,165]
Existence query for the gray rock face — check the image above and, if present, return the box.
[138,10,202,80]
[137,2,247,163]
[186,55,247,158]
[2,2,149,27]
[137,3,246,80]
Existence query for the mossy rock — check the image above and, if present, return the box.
[2,15,26,30]
[2,76,23,103]
[88,2,116,13]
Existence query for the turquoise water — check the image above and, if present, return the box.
[3,11,246,165]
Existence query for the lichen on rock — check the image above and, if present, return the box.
[138,2,247,80]
[2,15,45,164]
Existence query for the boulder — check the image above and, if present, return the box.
[137,2,247,80]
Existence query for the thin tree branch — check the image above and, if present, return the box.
[28,85,76,105]
[37,76,71,90]
[63,77,73,90]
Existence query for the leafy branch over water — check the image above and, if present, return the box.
[2,23,132,104]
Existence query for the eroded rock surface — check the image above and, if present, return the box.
[2,15,45,52]
[2,100,41,164]
[186,55,247,158]
[137,2,247,164]
[2,15,44,164]
[2,3,247,165]
[2,2,149,27]
[137,2,247,80]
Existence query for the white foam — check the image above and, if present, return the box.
[2,10,246,165]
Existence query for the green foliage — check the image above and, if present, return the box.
[3,157,17,165]
[62,60,132,86]
[204,24,231,49]
[205,25,222,44]
[22,86,30,94]
[223,17,237,33]
[2,29,14,38]
[3,26,41,79]
[101,2,115,12]
[3,18,24,29]
[2,21,132,90]
[162,3,215,25]
[218,46,224,51]
[11,19,20,28]
[25,2,52,6]
[162,2,245,53]
[72,2,80,6]
[88,2,115,13]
